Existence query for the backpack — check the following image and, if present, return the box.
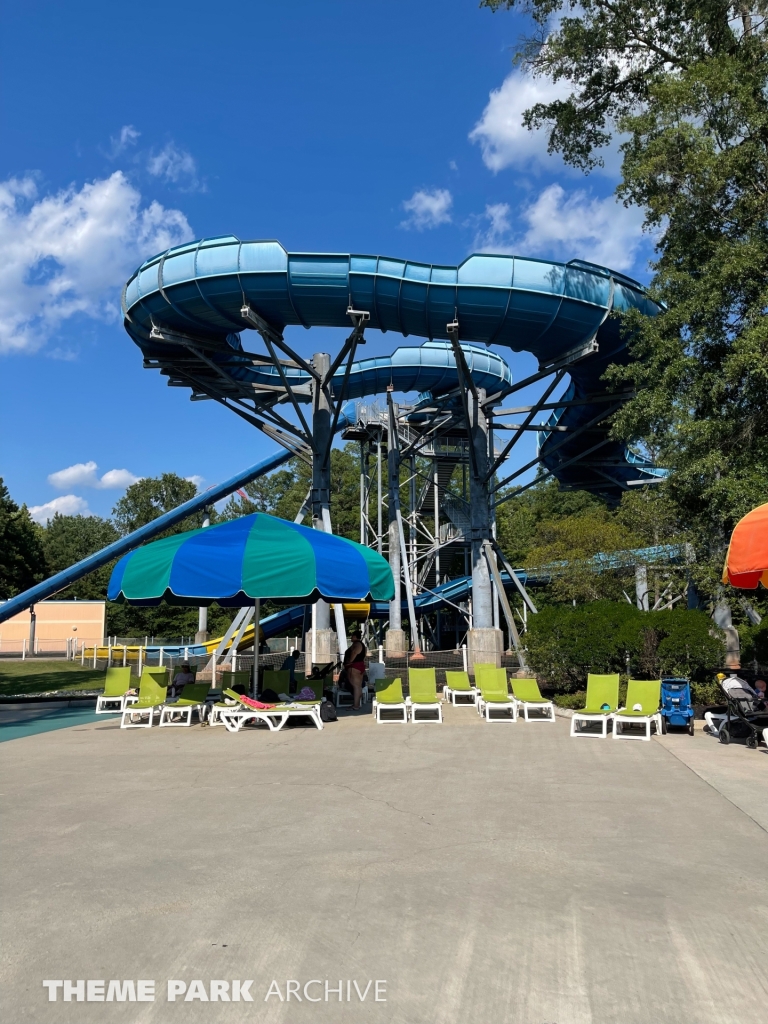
[320,700,338,723]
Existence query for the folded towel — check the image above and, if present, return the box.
[239,695,277,710]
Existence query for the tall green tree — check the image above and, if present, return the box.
[221,446,363,541]
[42,514,119,601]
[112,473,200,537]
[0,479,46,599]
[482,0,768,587]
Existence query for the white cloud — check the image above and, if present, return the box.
[518,184,646,271]
[0,171,193,354]
[48,461,141,490]
[469,70,621,176]
[470,71,570,173]
[108,125,140,158]
[28,495,91,524]
[186,475,205,489]
[98,468,141,489]
[472,186,647,273]
[147,143,203,190]
[400,188,453,231]
[472,202,514,253]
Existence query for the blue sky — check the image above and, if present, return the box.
[0,0,651,522]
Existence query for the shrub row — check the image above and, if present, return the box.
[524,601,725,692]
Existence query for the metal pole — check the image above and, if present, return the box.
[434,462,440,587]
[311,602,317,667]
[138,646,143,676]
[123,645,127,667]
[360,442,366,545]
[253,598,260,697]
[468,388,494,629]
[197,510,211,641]
[311,353,332,645]
[387,414,402,638]
[29,605,36,658]
[80,641,84,666]
[409,454,417,591]
[377,438,383,555]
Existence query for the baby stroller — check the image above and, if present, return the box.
[660,677,695,736]
[715,679,768,749]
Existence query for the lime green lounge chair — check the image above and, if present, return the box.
[613,679,662,740]
[217,689,323,732]
[570,674,620,738]
[407,668,442,723]
[298,678,325,701]
[443,671,477,706]
[373,677,408,724]
[159,682,211,727]
[476,668,517,722]
[120,669,169,728]
[96,667,134,714]
[219,671,251,698]
[263,669,291,698]
[510,677,556,723]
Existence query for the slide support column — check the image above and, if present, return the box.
[467,387,502,671]
[386,404,405,656]
[309,352,335,666]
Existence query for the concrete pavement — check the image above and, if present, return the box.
[1,705,766,1023]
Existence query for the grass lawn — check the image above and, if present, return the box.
[0,660,105,698]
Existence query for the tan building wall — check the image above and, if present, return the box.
[0,601,105,652]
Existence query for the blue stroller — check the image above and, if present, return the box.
[660,677,695,735]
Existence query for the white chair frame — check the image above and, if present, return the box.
[220,704,323,732]
[120,704,162,729]
[477,696,518,722]
[443,685,478,706]
[406,697,443,723]
[159,702,208,727]
[612,712,662,741]
[516,699,556,723]
[570,712,613,738]
[95,693,127,715]
[373,698,408,724]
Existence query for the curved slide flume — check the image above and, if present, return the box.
[123,237,661,498]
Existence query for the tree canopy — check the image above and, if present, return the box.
[482,0,768,587]
[0,478,46,599]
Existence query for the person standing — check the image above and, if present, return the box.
[342,630,367,710]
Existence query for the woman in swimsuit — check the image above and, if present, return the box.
[343,630,367,710]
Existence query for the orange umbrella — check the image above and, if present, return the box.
[722,502,768,588]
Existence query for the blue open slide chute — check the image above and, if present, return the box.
[123,236,662,494]
[1,237,662,625]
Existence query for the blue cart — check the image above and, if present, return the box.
[660,677,695,735]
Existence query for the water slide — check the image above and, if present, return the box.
[2,238,661,627]
[123,236,663,495]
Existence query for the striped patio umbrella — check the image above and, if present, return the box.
[107,513,394,605]
[722,502,768,589]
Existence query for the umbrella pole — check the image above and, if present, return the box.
[253,598,260,697]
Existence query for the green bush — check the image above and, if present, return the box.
[690,680,723,705]
[525,601,725,691]
[741,620,768,667]
[552,692,587,709]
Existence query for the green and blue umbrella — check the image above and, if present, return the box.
[107,512,394,606]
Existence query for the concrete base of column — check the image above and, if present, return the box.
[723,626,741,670]
[306,629,337,666]
[194,630,209,644]
[385,629,407,657]
[468,627,503,673]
